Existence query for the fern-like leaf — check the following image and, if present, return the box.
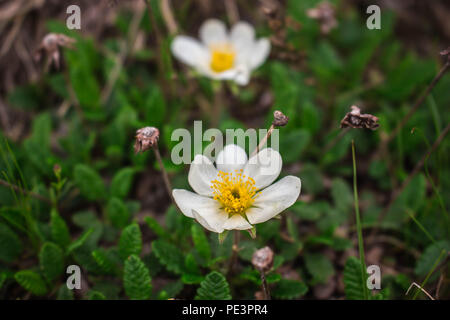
[39,242,64,281]
[118,223,142,260]
[152,239,184,275]
[272,279,308,299]
[343,256,367,300]
[106,197,130,229]
[92,249,116,275]
[195,271,231,300]
[123,254,152,300]
[14,270,47,296]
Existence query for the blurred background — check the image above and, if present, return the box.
[0,0,449,300]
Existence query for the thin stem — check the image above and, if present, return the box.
[227,230,240,276]
[251,124,275,158]
[412,249,446,300]
[379,61,449,153]
[259,270,271,300]
[351,140,368,300]
[153,143,175,204]
[0,179,51,204]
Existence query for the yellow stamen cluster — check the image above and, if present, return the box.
[210,45,235,73]
[211,170,258,216]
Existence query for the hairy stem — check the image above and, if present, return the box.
[227,230,240,276]
[153,143,175,204]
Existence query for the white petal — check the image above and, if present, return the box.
[188,154,218,197]
[192,207,228,233]
[199,19,228,47]
[249,38,271,70]
[216,144,248,173]
[171,36,208,68]
[233,65,251,86]
[172,189,217,218]
[230,21,255,52]
[246,176,301,224]
[243,148,282,190]
[223,214,252,230]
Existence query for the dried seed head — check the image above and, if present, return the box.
[35,33,76,69]
[252,246,274,272]
[307,1,338,34]
[272,110,289,127]
[340,105,379,130]
[134,126,160,153]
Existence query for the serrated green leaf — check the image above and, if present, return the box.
[191,224,211,264]
[344,256,367,300]
[145,216,169,239]
[67,228,93,254]
[152,239,184,274]
[73,164,106,201]
[272,279,308,299]
[106,197,131,229]
[14,270,47,296]
[110,167,135,199]
[0,223,22,263]
[124,254,152,300]
[39,242,64,281]
[50,209,71,249]
[92,249,116,275]
[118,223,142,260]
[304,253,335,285]
[195,271,231,300]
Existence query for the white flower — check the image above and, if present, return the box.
[172,144,301,233]
[171,19,271,86]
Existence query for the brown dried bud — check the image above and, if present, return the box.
[134,127,160,153]
[440,47,450,62]
[272,110,289,127]
[35,33,76,69]
[307,1,338,34]
[252,246,274,272]
[340,106,379,130]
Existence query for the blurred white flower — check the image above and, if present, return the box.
[171,19,271,85]
[172,144,301,233]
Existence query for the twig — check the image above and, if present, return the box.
[370,123,450,238]
[0,179,52,204]
[406,282,435,300]
[259,271,271,300]
[224,0,240,24]
[251,124,275,158]
[160,0,178,35]
[376,60,450,156]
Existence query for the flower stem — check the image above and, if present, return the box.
[153,142,175,204]
[251,124,275,158]
[227,230,240,276]
[259,270,271,300]
[351,140,369,300]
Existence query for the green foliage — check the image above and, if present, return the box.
[92,249,117,275]
[0,223,23,263]
[272,279,308,299]
[152,239,185,275]
[195,271,232,300]
[106,197,131,228]
[110,167,136,199]
[123,255,152,300]
[343,256,367,300]
[14,270,47,296]
[191,224,211,264]
[304,253,335,285]
[118,223,142,260]
[415,241,450,276]
[50,209,71,249]
[39,242,64,281]
[73,164,106,201]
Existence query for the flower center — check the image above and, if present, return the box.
[210,45,235,73]
[211,170,258,216]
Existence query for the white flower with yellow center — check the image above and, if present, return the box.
[172,144,301,233]
[171,19,271,86]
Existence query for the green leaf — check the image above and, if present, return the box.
[106,197,131,229]
[118,223,142,260]
[88,290,106,300]
[144,216,169,239]
[50,209,71,249]
[14,270,47,296]
[92,249,117,275]
[56,285,74,300]
[191,224,211,264]
[110,167,136,199]
[331,178,353,215]
[272,279,308,299]
[195,271,232,300]
[67,228,94,254]
[415,241,450,276]
[152,239,184,274]
[343,256,367,300]
[0,223,23,263]
[124,254,152,300]
[279,129,311,163]
[39,242,64,281]
[73,164,106,201]
[304,253,335,285]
